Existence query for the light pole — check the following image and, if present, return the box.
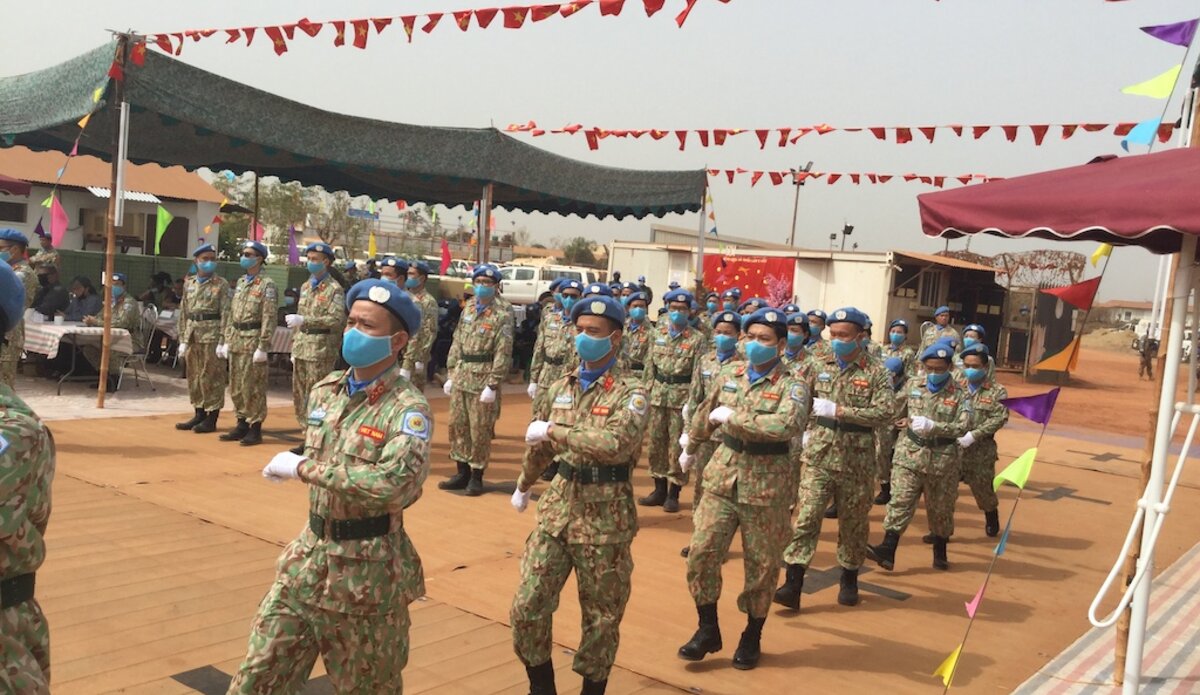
[787,161,815,247]
[839,223,854,251]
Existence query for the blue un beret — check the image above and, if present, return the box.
[111,272,128,285]
[411,260,432,276]
[304,242,335,260]
[663,289,695,305]
[706,291,720,301]
[786,312,809,327]
[584,282,613,297]
[935,336,960,351]
[921,343,955,362]
[548,278,565,292]
[935,305,951,317]
[712,311,741,329]
[964,323,986,338]
[959,342,991,363]
[738,297,768,313]
[626,291,648,305]
[780,303,802,315]
[192,243,216,257]
[0,228,29,246]
[344,260,358,270]
[242,240,269,258]
[0,261,25,336]
[472,264,500,282]
[380,257,409,272]
[668,281,681,290]
[559,279,584,293]
[890,319,909,331]
[570,295,626,329]
[743,307,787,332]
[346,279,422,335]
[721,288,742,301]
[884,356,905,375]
[621,281,640,293]
[827,307,868,329]
[807,309,828,322]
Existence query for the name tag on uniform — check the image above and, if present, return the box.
[910,389,922,398]
[763,392,780,401]
[979,397,993,404]
[817,373,832,383]
[852,378,869,388]
[943,398,957,407]
[358,425,386,442]
[552,394,573,409]
[307,406,327,426]
[702,370,712,377]
[591,406,611,416]
[480,323,494,332]
[655,338,667,346]
[722,382,738,393]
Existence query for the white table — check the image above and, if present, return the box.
[22,321,134,393]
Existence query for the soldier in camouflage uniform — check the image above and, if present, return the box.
[618,292,652,383]
[677,308,808,671]
[773,308,892,611]
[955,343,1009,538]
[919,305,960,353]
[639,289,705,514]
[81,273,144,382]
[882,320,917,377]
[719,288,741,312]
[953,324,996,380]
[286,243,347,455]
[805,309,833,364]
[867,343,971,571]
[377,257,408,284]
[0,230,37,389]
[175,244,231,434]
[0,261,55,693]
[509,296,647,695]
[440,264,513,496]
[400,261,439,391]
[873,356,908,505]
[219,241,277,447]
[28,231,61,273]
[526,280,582,482]
[229,279,429,695]
[873,319,915,505]
[781,312,810,377]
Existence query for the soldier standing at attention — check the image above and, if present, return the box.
[720,288,741,312]
[228,280,429,694]
[773,308,892,611]
[28,230,61,272]
[219,241,277,447]
[400,261,439,391]
[639,289,705,514]
[0,229,37,389]
[883,319,916,377]
[782,312,810,374]
[677,308,808,670]
[868,343,971,572]
[805,309,832,363]
[954,343,1009,538]
[509,296,647,695]
[920,305,960,352]
[440,264,513,496]
[175,244,231,434]
[286,243,347,456]
[0,261,55,693]
[618,292,652,382]
[525,280,582,482]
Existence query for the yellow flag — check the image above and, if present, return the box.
[994,447,1037,491]
[92,86,103,103]
[77,113,91,129]
[1121,64,1182,99]
[1090,243,1113,267]
[368,231,377,258]
[1034,337,1081,373]
[933,643,963,687]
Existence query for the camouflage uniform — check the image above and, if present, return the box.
[683,362,809,617]
[782,353,892,569]
[0,260,37,388]
[875,385,906,484]
[920,324,960,353]
[528,310,576,419]
[225,273,277,425]
[645,326,704,487]
[80,296,144,374]
[806,339,833,364]
[511,368,648,682]
[291,275,346,428]
[28,249,60,272]
[958,377,1009,514]
[618,318,652,383]
[228,366,431,694]
[447,300,513,471]
[178,274,231,411]
[400,288,438,391]
[0,383,56,693]
[685,350,743,504]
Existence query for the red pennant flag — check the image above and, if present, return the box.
[933,176,945,188]
[644,0,667,15]
[440,239,453,274]
[713,129,728,145]
[777,128,791,146]
[171,33,184,55]
[1082,123,1108,132]
[1041,277,1101,311]
[697,130,710,147]
[950,125,964,137]
[970,125,990,139]
[503,7,529,28]
[211,215,223,225]
[560,0,593,16]
[1158,123,1176,142]
[242,27,257,46]
[903,174,919,182]
[919,176,932,184]
[154,34,174,53]
[396,200,407,211]
[474,9,499,28]
[107,61,124,80]
[649,129,667,140]
[827,173,842,185]
[813,123,835,135]
[869,127,886,140]
[534,4,562,20]
[867,173,878,184]
[224,29,242,44]
[352,19,370,48]
[895,127,913,144]
[769,172,784,185]
[725,170,736,183]
[676,0,700,26]
[599,0,626,16]
[264,26,289,55]
[281,25,297,40]
[401,16,416,41]
[373,17,393,33]
[1001,125,1019,141]
[1113,122,1135,136]
[1030,125,1050,146]
[706,168,719,176]
[755,129,769,149]
[750,171,764,187]
[130,42,147,65]
[332,21,346,46]
[562,123,583,134]
[584,129,600,150]
[454,10,473,30]
[878,175,893,183]
[297,18,323,37]
[423,13,444,33]
[1061,124,1078,140]
[919,126,936,143]
[675,130,688,150]
[850,174,860,184]
[957,175,972,185]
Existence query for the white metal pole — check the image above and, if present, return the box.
[695,188,707,291]
[1190,277,1200,403]
[1123,234,1196,693]
[1150,255,1167,337]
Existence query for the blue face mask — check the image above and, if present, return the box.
[342,327,395,368]
[575,332,613,362]
[474,284,495,299]
[561,296,577,312]
[553,292,563,306]
[890,332,905,345]
[830,339,858,357]
[723,300,737,311]
[809,323,822,337]
[927,371,951,387]
[404,277,420,289]
[198,260,217,274]
[963,337,978,348]
[714,334,737,353]
[786,333,806,351]
[745,340,779,366]
[0,251,10,263]
[629,307,646,322]
[189,263,199,274]
[669,310,688,327]
[706,301,718,313]
[240,256,258,271]
[963,367,986,383]
[306,260,326,275]
[621,295,631,306]
[111,285,125,299]
[284,296,295,306]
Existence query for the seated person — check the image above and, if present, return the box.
[137,272,174,309]
[82,273,145,389]
[32,265,70,318]
[64,276,103,321]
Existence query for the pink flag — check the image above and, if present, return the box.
[253,220,266,241]
[965,582,986,618]
[50,196,68,246]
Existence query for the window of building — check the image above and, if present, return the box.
[917,268,947,309]
[0,201,27,223]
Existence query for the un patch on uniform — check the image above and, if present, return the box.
[722,382,738,393]
[400,411,430,440]
[655,338,667,346]
[628,393,648,415]
[817,373,832,383]
[0,433,7,456]
[789,385,805,402]
[307,406,327,426]
[910,389,923,398]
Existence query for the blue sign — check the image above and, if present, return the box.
[348,208,379,220]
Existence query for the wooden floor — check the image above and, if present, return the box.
[39,396,1200,694]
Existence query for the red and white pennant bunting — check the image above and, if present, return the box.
[706,169,999,188]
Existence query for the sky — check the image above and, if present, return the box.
[3,0,1197,301]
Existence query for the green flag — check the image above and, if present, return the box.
[155,205,174,255]
[993,447,1037,491]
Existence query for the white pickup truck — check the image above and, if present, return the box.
[498,264,602,305]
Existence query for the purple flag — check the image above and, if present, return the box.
[1001,388,1060,425]
[32,218,46,239]
[287,224,300,266]
[1141,18,1198,48]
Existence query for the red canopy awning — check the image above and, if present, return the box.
[0,173,31,197]
[919,148,1200,254]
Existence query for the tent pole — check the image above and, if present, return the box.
[694,184,707,298]
[96,35,128,409]
[252,173,260,241]
[479,184,493,266]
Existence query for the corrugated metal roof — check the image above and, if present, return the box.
[86,186,162,203]
[0,145,223,203]
[894,250,996,273]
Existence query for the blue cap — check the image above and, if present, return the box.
[0,261,25,336]
[411,260,432,276]
[668,280,681,290]
[935,305,951,317]
[192,243,216,257]
[570,295,626,329]
[920,343,955,362]
[780,303,802,315]
[380,257,409,272]
[626,291,648,305]
[111,272,128,285]
[889,318,909,331]
[559,279,584,294]
[743,307,787,333]
[786,312,809,327]
[344,260,357,270]
[472,264,501,282]
[827,307,868,329]
[959,342,991,363]
[721,288,742,300]
[584,282,613,297]
[548,277,564,292]
[738,297,768,313]
[807,309,828,322]
[884,356,905,375]
[935,335,960,350]
[242,240,269,258]
[346,279,422,334]
[705,291,720,301]
[304,242,335,260]
[712,311,741,329]
[663,289,694,305]
[0,228,29,246]
[964,323,986,338]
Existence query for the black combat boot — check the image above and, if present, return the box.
[867,530,901,571]
[838,568,859,606]
[239,421,263,446]
[680,546,690,558]
[465,468,484,496]
[525,661,556,695]
[824,503,838,519]
[731,616,766,670]
[540,461,560,481]
[677,604,721,661]
[220,418,249,441]
[638,478,668,507]
[192,410,220,434]
[772,564,805,610]
[438,461,470,490]
[984,510,1000,537]
[932,536,950,570]
[289,444,305,455]
[580,678,607,695]
[663,483,682,513]
[874,482,891,505]
[175,408,205,430]
[923,533,935,544]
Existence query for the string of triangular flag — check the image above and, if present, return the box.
[1030,244,1113,373]
[703,169,998,188]
[1119,17,1197,151]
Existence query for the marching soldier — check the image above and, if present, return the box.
[526,280,583,481]
[867,343,971,572]
[920,305,960,352]
[874,356,908,505]
[509,295,647,695]
[805,309,832,362]
[955,343,1009,538]
[440,264,513,496]
[219,241,277,447]
[0,260,55,693]
[400,261,439,391]
[704,291,720,316]
[883,319,916,377]
[782,312,810,373]
[228,279,430,693]
[677,308,808,670]
[774,308,892,611]
[954,324,995,380]
[286,242,347,455]
[175,244,231,434]
[618,292,652,382]
[0,229,37,389]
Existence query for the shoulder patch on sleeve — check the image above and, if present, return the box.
[400,410,431,440]
[628,392,648,416]
[790,385,805,402]
[0,433,8,457]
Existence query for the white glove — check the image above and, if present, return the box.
[443,379,453,395]
[289,354,295,364]
[415,362,424,371]
[911,415,934,434]
[177,343,188,359]
[284,314,304,329]
[709,405,734,424]
[480,386,497,403]
[679,450,695,473]
[679,432,690,449]
[957,431,976,448]
[215,343,229,359]
[262,451,305,483]
[525,420,552,445]
[511,487,531,513]
[682,403,690,421]
[812,398,837,418]
[253,349,268,364]
[400,368,412,379]
[527,383,538,399]
[802,431,812,448]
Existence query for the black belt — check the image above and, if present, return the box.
[309,513,391,541]
[462,353,494,363]
[191,312,220,321]
[557,462,631,484]
[654,372,692,384]
[0,573,35,610]
[722,435,790,455]
[234,321,262,331]
[300,327,331,335]
[906,430,958,448]
[629,361,645,371]
[544,355,565,366]
[815,417,873,434]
